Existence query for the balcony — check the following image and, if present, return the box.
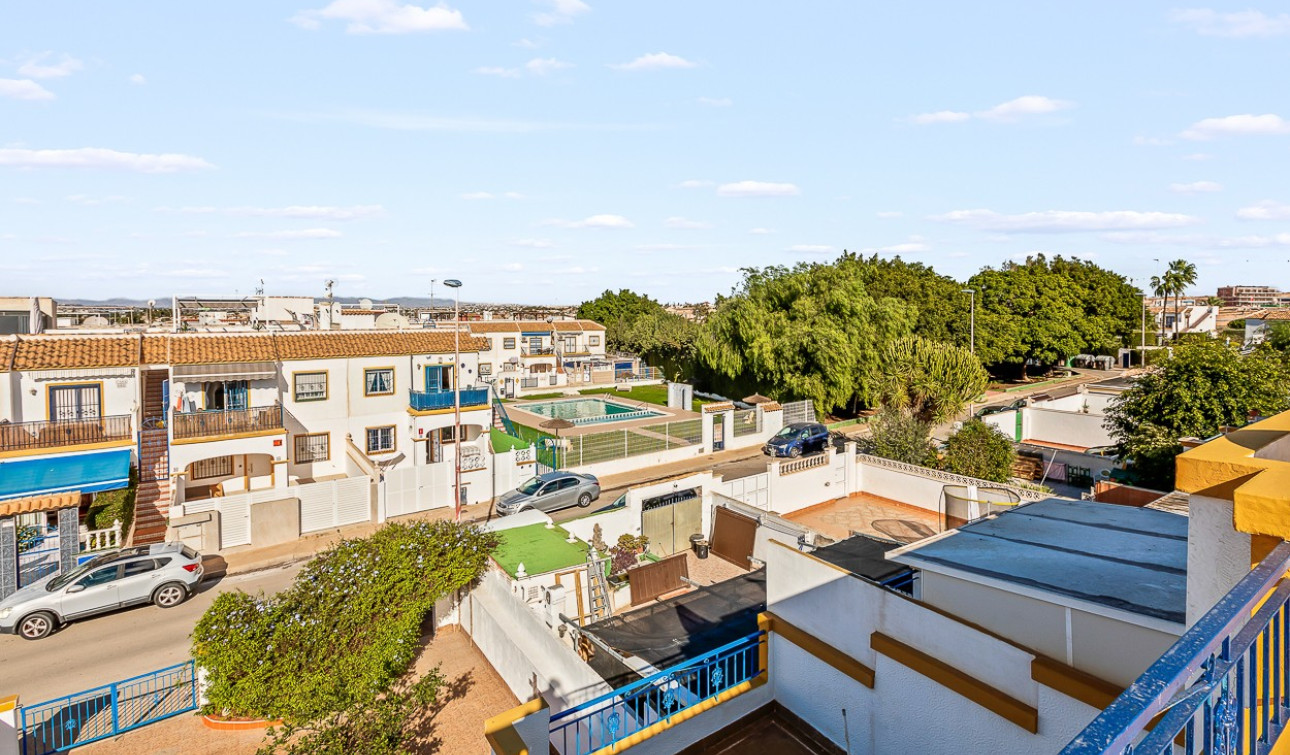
[0,415,133,453]
[521,346,556,358]
[408,388,490,412]
[171,404,284,441]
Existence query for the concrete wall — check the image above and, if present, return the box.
[764,541,1101,754]
[462,569,611,714]
[1024,408,1113,449]
[11,366,140,425]
[856,460,947,515]
[1187,495,1251,626]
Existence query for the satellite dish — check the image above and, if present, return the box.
[374,312,410,330]
[81,315,110,328]
[359,298,373,309]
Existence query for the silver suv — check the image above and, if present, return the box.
[0,543,204,640]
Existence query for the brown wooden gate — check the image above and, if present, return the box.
[627,553,690,606]
[710,506,757,570]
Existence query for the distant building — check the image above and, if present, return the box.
[1217,285,1283,307]
[0,297,56,335]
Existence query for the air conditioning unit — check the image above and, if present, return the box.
[543,584,568,628]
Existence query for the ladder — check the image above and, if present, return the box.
[586,549,612,623]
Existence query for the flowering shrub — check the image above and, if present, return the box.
[608,546,638,576]
[192,520,497,747]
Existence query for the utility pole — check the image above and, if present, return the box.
[444,278,463,521]
[962,288,977,421]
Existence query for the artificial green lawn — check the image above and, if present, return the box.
[491,523,589,577]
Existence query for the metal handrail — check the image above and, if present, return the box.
[0,414,133,452]
[171,404,283,440]
[407,388,490,411]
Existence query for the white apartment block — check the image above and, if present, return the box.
[462,319,643,397]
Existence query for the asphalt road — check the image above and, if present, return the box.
[0,563,303,704]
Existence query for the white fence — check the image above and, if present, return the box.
[183,488,292,549]
[379,445,535,521]
[719,473,769,510]
[781,399,816,425]
[298,477,372,533]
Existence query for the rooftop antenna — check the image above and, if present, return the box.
[430,279,436,316]
[255,278,265,297]
[325,279,336,331]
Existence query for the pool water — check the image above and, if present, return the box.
[521,397,664,426]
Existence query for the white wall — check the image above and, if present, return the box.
[764,541,1101,754]
[568,443,706,478]
[1187,495,1251,626]
[462,569,611,714]
[1024,408,1113,449]
[857,460,947,515]
[12,366,140,426]
[984,410,1018,440]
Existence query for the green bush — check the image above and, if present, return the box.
[192,521,497,751]
[864,407,936,467]
[86,472,137,533]
[941,420,1016,483]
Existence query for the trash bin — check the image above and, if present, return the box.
[690,534,710,559]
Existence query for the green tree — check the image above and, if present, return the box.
[1269,323,1290,353]
[864,407,936,466]
[875,337,988,424]
[576,288,663,327]
[696,262,914,413]
[193,521,497,753]
[967,255,1140,376]
[1105,340,1290,489]
[1165,259,1198,340]
[836,252,972,346]
[941,420,1016,482]
[618,310,699,378]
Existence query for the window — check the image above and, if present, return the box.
[294,433,330,463]
[203,380,248,411]
[479,362,493,376]
[556,477,579,491]
[528,336,543,351]
[366,426,396,454]
[502,337,516,350]
[438,426,457,444]
[192,456,234,479]
[293,372,328,402]
[562,337,577,351]
[424,365,452,393]
[48,383,102,421]
[123,559,158,578]
[364,368,395,396]
[589,336,600,347]
[77,567,120,589]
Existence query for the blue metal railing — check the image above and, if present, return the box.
[549,631,764,755]
[1061,541,1290,755]
[408,388,490,412]
[490,384,518,436]
[21,660,199,754]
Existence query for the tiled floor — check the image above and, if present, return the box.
[685,549,750,584]
[77,627,517,755]
[784,492,943,543]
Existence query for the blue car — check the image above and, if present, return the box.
[763,422,830,458]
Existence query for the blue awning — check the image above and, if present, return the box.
[520,331,550,337]
[0,449,132,501]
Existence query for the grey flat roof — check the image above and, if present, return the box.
[889,498,1187,624]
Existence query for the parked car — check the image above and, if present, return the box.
[0,543,204,640]
[496,472,601,515]
[763,422,830,458]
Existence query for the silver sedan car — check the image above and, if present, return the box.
[0,542,204,640]
[496,472,601,515]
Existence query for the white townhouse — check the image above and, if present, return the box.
[0,330,491,545]
[462,319,630,397]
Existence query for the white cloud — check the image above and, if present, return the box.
[525,57,573,75]
[533,0,589,27]
[0,147,215,173]
[474,66,521,78]
[129,74,147,85]
[697,97,732,107]
[233,228,343,239]
[511,238,556,248]
[861,241,931,254]
[514,38,541,49]
[909,96,1073,125]
[12,197,40,205]
[978,95,1074,122]
[749,227,774,234]
[787,244,833,254]
[543,214,634,229]
[17,54,83,79]
[910,110,970,125]
[1170,181,1223,194]
[291,0,468,34]
[610,52,697,71]
[664,216,711,230]
[1181,114,1290,140]
[0,79,55,101]
[1170,8,1290,38]
[677,179,713,189]
[162,204,383,220]
[932,208,1201,232]
[1215,233,1290,247]
[67,194,128,205]
[281,109,655,133]
[503,192,524,200]
[876,211,903,219]
[717,180,800,198]
[1237,200,1290,220]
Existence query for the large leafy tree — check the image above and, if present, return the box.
[1105,340,1290,489]
[875,337,988,424]
[837,252,972,346]
[576,289,697,375]
[942,420,1016,482]
[967,255,1140,376]
[696,262,914,413]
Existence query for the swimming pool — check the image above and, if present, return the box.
[520,397,665,426]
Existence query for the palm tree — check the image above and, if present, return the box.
[1150,274,1168,343]
[1167,259,1198,338]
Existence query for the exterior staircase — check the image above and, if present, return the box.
[132,428,171,545]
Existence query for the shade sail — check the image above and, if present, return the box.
[0,449,131,501]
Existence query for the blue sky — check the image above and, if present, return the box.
[2,2,1289,305]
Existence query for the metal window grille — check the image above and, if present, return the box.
[364,369,394,395]
[48,384,102,421]
[479,363,493,376]
[503,338,516,349]
[366,426,395,453]
[294,433,330,463]
[191,456,233,479]
[293,372,327,401]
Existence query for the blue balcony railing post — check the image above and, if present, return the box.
[408,388,490,412]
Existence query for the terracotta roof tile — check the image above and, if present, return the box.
[0,492,80,517]
[0,336,16,371]
[577,320,606,331]
[166,334,278,364]
[760,401,783,412]
[141,335,169,365]
[272,331,489,361]
[553,321,583,332]
[10,335,141,371]
[467,322,522,333]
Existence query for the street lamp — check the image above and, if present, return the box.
[961,289,976,355]
[444,279,463,522]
